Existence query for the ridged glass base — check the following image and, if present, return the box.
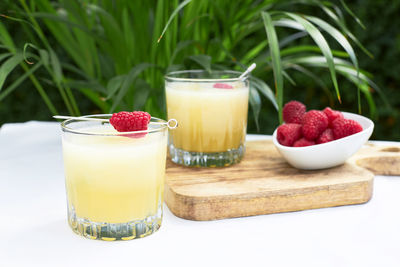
[67,205,162,241]
[169,143,245,167]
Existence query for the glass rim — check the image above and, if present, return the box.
[61,114,168,136]
[164,70,248,82]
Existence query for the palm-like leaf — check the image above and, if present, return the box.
[262,11,284,123]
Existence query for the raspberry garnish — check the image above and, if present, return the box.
[109,111,151,132]
[316,128,335,144]
[332,118,363,139]
[293,138,315,147]
[276,123,302,147]
[301,110,329,140]
[213,83,233,89]
[323,107,344,127]
[283,100,306,124]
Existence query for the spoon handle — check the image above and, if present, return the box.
[238,63,256,80]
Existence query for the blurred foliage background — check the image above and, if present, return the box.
[0,0,399,140]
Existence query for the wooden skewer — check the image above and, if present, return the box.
[53,115,108,122]
[53,116,178,129]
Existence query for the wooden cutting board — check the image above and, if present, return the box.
[165,140,400,221]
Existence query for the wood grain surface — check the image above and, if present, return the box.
[164,140,400,221]
[350,143,400,176]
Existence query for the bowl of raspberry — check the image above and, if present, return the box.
[272,101,374,170]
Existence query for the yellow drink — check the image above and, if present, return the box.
[61,117,168,240]
[166,82,249,153]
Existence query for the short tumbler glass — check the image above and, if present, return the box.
[61,115,168,241]
[165,70,249,167]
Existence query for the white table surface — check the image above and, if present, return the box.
[1,121,400,267]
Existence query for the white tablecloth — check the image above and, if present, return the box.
[1,121,400,267]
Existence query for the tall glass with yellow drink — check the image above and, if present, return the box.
[165,70,249,167]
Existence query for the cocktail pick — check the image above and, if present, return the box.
[238,63,256,80]
[53,115,178,129]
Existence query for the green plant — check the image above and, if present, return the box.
[0,0,388,128]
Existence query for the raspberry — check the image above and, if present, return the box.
[109,111,151,132]
[316,128,335,144]
[323,107,344,127]
[276,123,302,146]
[293,138,315,147]
[283,100,306,124]
[213,83,233,89]
[301,110,329,140]
[332,118,363,139]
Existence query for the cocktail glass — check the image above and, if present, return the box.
[61,115,168,240]
[165,70,249,167]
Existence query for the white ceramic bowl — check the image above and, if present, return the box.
[272,112,374,170]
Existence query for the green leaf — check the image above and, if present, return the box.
[305,15,358,73]
[0,12,49,52]
[280,45,349,58]
[158,0,193,43]
[185,54,211,72]
[38,49,49,67]
[278,32,308,49]
[249,87,261,131]
[0,21,16,52]
[262,11,283,123]
[317,4,372,58]
[307,13,361,113]
[282,70,296,86]
[66,80,107,94]
[241,40,268,65]
[29,12,95,36]
[121,7,134,64]
[250,76,278,111]
[333,65,388,107]
[110,63,155,112]
[283,12,340,102]
[61,62,91,80]
[287,63,333,103]
[282,55,389,113]
[19,62,59,115]
[49,49,62,83]
[106,75,126,99]
[23,43,37,64]
[166,64,184,73]
[0,53,11,62]
[169,40,196,65]
[274,18,304,31]
[133,79,151,110]
[341,74,375,116]
[284,55,351,66]
[0,61,43,101]
[211,38,246,69]
[288,63,328,91]
[305,14,361,109]
[79,88,109,113]
[0,53,24,90]
[339,0,366,29]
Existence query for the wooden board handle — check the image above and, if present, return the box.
[352,143,400,176]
